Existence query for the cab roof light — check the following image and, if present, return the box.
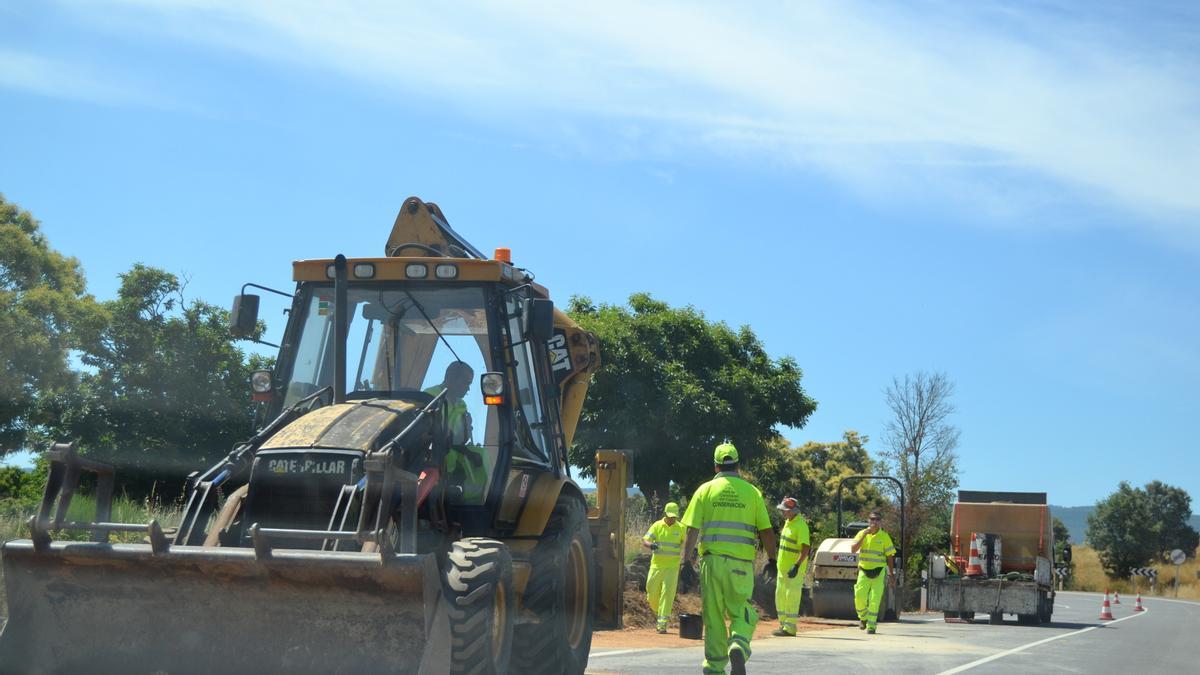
[353,262,376,279]
[494,247,512,264]
[405,263,428,278]
[434,264,459,279]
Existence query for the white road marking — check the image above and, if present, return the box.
[936,607,1149,674]
[590,648,654,658]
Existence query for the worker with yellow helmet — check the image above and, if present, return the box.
[682,443,777,675]
[643,502,686,633]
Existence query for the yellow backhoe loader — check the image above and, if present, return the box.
[0,197,627,674]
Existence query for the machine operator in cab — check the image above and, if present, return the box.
[682,443,777,675]
[424,361,488,503]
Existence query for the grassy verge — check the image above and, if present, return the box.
[0,495,182,618]
[1068,545,1199,600]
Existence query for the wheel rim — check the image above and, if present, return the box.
[565,537,588,649]
[491,578,508,657]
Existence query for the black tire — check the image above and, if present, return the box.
[1016,613,1039,625]
[511,497,595,675]
[444,537,516,675]
[988,611,1003,625]
[943,611,957,621]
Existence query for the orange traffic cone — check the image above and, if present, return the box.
[1099,594,1114,620]
[1113,591,1120,604]
[965,534,984,576]
[1133,593,1144,612]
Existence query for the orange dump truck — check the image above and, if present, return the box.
[928,490,1056,625]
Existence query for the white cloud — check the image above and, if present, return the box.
[25,1,1200,234]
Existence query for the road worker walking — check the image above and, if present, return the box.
[682,443,777,675]
[850,510,896,634]
[643,502,686,633]
[772,497,811,637]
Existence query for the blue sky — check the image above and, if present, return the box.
[2,1,1197,508]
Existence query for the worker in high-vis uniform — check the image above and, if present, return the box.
[682,443,777,675]
[772,497,811,637]
[425,361,488,503]
[642,502,686,633]
[849,510,896,634]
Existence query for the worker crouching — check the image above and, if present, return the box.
[643,502,686,633]
[850,510,896,634]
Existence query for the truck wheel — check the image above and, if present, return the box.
[988,612,1003,625]
[512,497,595,675]
[1017,613,1039,625]
[444,537,515,675]
[943,611,957,621]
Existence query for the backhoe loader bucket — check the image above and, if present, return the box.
[0,540,447,674]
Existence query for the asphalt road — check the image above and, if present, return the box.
[587,591,1197,674]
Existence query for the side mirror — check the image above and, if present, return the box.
[231,294,260,338]
[526,298,555,343]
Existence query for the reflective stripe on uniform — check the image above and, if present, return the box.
[704,520,758,532]
[781,534,797,544]
[701,533,756,545]
[654,551,680,557]
[780,544,800,554]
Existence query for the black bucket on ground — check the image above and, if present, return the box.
[679,613,703,640]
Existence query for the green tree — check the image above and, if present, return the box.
[566,293,817,506]
[876,371,961,582]
[1086,482,1156,578]
[41,264,268,499]
[0,195,105,453]
[1144,480,1199,561]
[747,432,884,540]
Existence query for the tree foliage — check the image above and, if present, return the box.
[0,195,105,453]
[1086,481,1156,578]
[566,293,817,506]
[876,371,960,581]
[40,265,268,499]
[746,432,885,540]
[1087,481,1198,577]
[1144,480,1200,560]
[1052,517,1074,580]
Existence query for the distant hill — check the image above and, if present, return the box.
[1050,505,1200,544]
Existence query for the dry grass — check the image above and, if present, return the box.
[624,507,655,564]
[0,495,182,618]
[1069,545,1200,600]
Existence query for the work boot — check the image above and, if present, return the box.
[771,628,792,637]
[655,627,667,634]
[859,619,867,630]
[728,646,747,675]
[867,627,876,635]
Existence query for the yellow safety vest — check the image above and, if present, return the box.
[644,519,685,568]
[778,514,810,568]
[425,384,485,502]
[681,472,771,563]
[855,529,895,571]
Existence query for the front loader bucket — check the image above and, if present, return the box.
[0,540,447,674]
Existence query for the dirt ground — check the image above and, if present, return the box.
[593,589,843,650]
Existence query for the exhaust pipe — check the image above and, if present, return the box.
[333,254,347,404]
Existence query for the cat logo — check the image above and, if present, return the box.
[547,334,571,373]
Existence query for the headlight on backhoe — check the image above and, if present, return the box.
[250,369,273,401]
[251,370,273,394]
[480,372,505,405]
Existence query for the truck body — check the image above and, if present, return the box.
[928,490,1055,624]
